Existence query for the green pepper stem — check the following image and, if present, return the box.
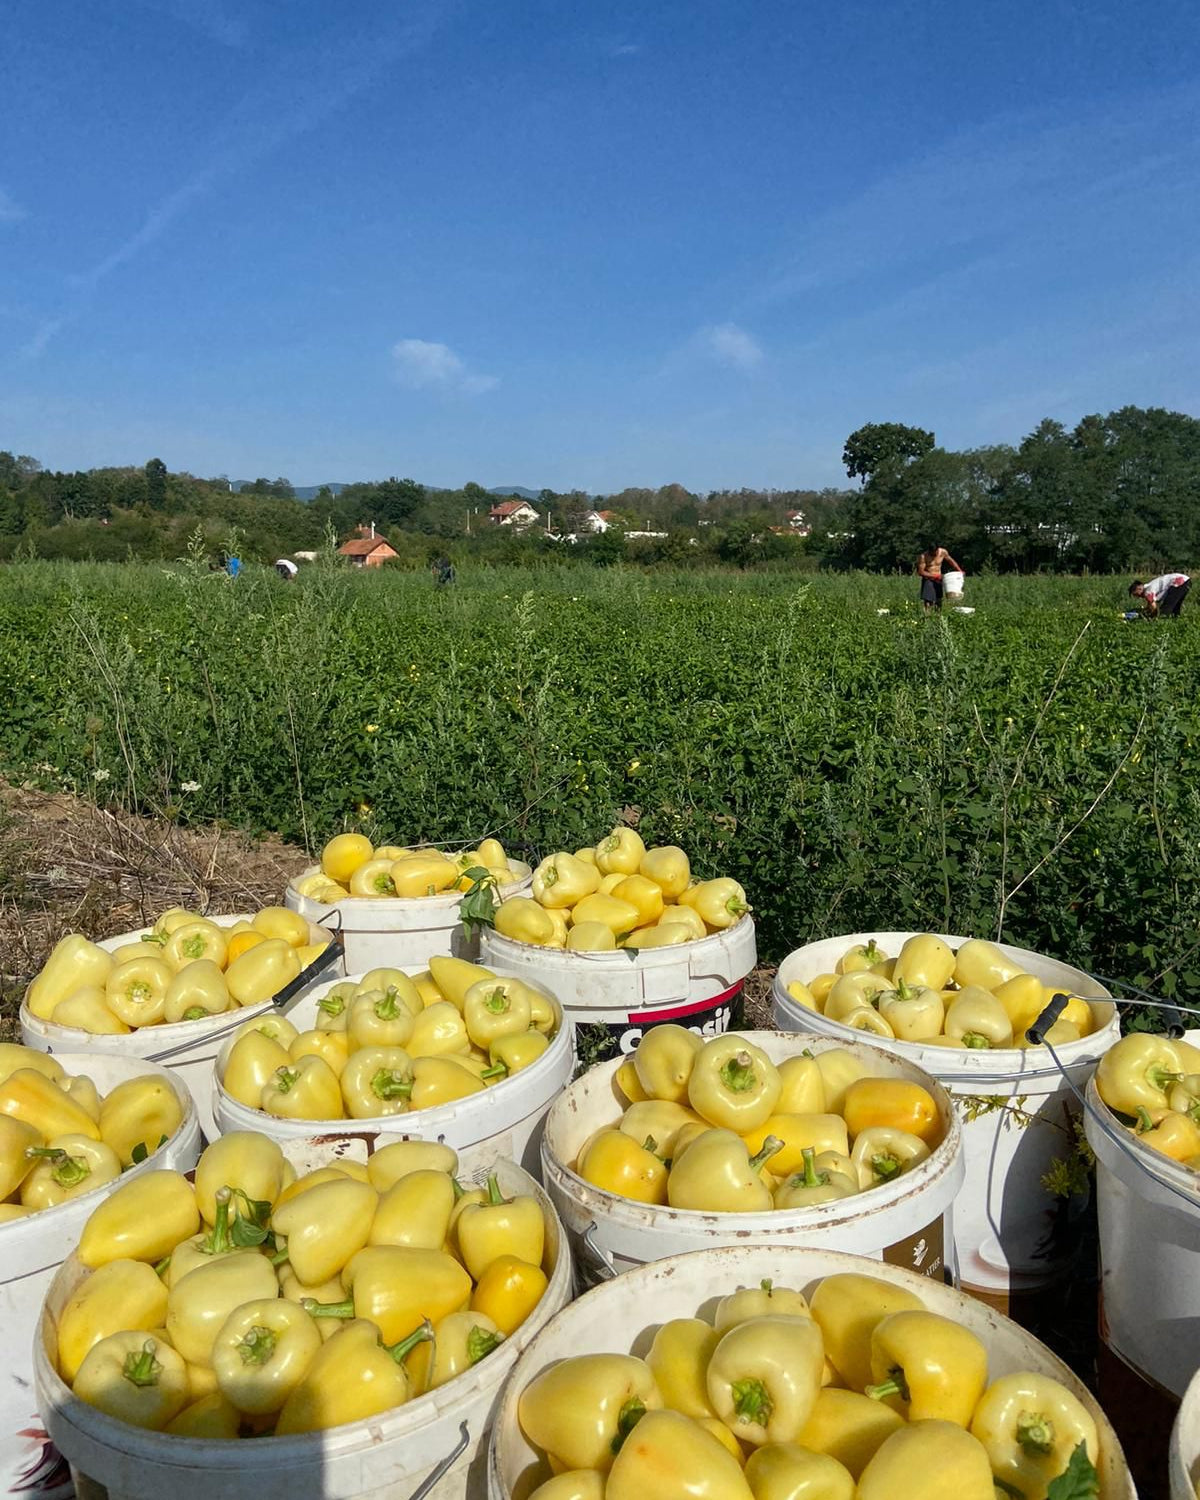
[798,1146,828,1190]
[466,1325,504,1363]
[730,1377,773,1426]
[318,996,345,1018]
[274,1067,300,1092]
[301,1297,355,1320]
[27,1148,90,1189]
[610,1395,647,1454]
[182,1006,208,1021]
[481,1062,508,1081]
[122,1340,163,1388]
[1015,1411,1055,1456]
[759,1279,773,1293]
[203,1189,233,1255]
[371,1069,414,1100]
[484,989,511,1015]
[385,1318,434,1365]
[865,1369,910,1403]
[451,1177,467,1201]
[961,1032,992,1050]
[237,1326,278,1366]
[1135,1107,1155,1134]
[485,1173,507,1207]
[748,1136,784,1173]
[719,1052,758,1094]
[374,991,402,1021]
[870,1152,901,1182]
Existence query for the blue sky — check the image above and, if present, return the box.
[2,0,1198,492]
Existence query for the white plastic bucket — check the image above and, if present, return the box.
[286,861,533,971]
[1170,1366,1200,1499]
[3,1054,201,1500]
[1085,1074,1200,1400]
[542,1032,963,1287]
[942,568,965,597]
[480,916,755,1064]
[20,914,341,1143]
[211,971,574,1177]
[35,1138,571,1500]
[486,1243,1136,1500]
[773,931,1119,1305]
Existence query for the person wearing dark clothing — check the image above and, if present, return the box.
[916,545,962,612]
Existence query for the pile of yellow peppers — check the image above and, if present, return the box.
[26,906,328,1035]
[0,1044,184,1220]
[575,1029,943,1213]
[492,828,749,951]
[57,1130,552,1436]
[513,1270,1101,1500]
[1095,1032,1200,1170]
[220,957,560,1122]
[294,833,518,903]
[787,935,1099,1050]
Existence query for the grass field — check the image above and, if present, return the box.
[1,559,1197,1012]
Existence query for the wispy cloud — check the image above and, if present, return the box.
[608,40,641,57]
[391,339,499,395]
[699,322,764,372]
[0,188,27,224]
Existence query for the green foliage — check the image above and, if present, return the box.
[842,422,936,482]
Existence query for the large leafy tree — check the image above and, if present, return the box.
[842,422,935,483]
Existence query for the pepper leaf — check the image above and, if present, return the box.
[1045,1442,1099,1500]
[459,867,498,934]
[229,1189,273,1246]
[129,1133,167,1166]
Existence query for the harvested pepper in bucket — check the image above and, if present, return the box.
[55,1129,553,1437]
[511,1270,1106,1499]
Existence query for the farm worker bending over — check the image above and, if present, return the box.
[275,558,299,581]
[1130,573,1190,617]
[916,544,962,612]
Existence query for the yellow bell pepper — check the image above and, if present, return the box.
[860,1421,996,1498]
[409,969,443,1007]
[321,832,374,884]
[566,920,618,951]
[365,1139,458,1192]
[645,1318,721,1419]
[211,1297,323,1414]
[333,1046,408,1117]
[893,934,956,991]
[850,1127,931,1189]
[969,1372,1098,1500]
[98,1076,183,1166]
[166,1199,263,1289]
[797,1387,905,1477]
[149,907,203,938]
[408,1000,471,1057]
[714,1280,811,1330]
[62,1075,101,1122]
[25,936,115,1021]
[944,988,1014,1049]
[843,1079,940,1144]
[707,1314,824,1445]
[349,858,399,897]
[490,1030,550,1078]
[877,980,945,1042]
[518,1352,664,1471]
[614,1058,649,1103]
[290,1028,351,1077]
[864,1310,987,1425]
[776,1055,826,1114]
[688,1037,782,1131]
[366,1168,454,1251]
[161,920,228,972]
[1134,1107,1200,1161]
[78,1170,200,1268]
[659,903,708,940]
[274,1317,432,1434]
[164,1392,241,1439]
[594,827,645,876]
[837,940,889,975]
[607,1408,754,1499]
[272,1165,365,1213]
[343,990,414,1052]
[389,853,459,899]
[667,1129,783,1212]
[596,872,626,895]
[104,956,172,1028]
[813,1050,872,1115]
[526,1473,606,1500]
[225,930,266,964]
[838,1006,895,1039]
[1096,1032,1187,1117]
[313,984,353,1031]
[785,979,820,1013]
[162,960,231,1024]
[773,1148,860,1209]
[0,1067,101,1140]
[742,1113,850,1175]
[823,972,891,1022]
[411,1056,492,1107]
[533,851,601,908]
[408,1309,504,1393]
[634,1024,704,1103]
[470,1253,547,1334]
[456,1173,545,1276]
[278,1263,346,1339]
[73,1333,190,1431]
[0,1114,41,1197]
[569,892,641,937]
[426,955,495,1010]
[639,845,691,898]
[953,938,1023,991]
[272,1178,377,1283]
[165,1252,279,1366]
[249,1054,340,1120]
[609,875,666,928]
[194,1131,285,1225]
[622,924,693,950]
[57,1260,170,1384]
[250,906,309,946]
[618,1100,704,1155]
[578,1129,669,1204]
[742,1443,853,1499]
[311,1244,472,1343]
[808,1274,923,1391]
[51,987,131,1035]
[992,973,1046,1037]
[21,1134,121,1208]
[681,878,751,930]
[464,979,533,1048]
[225,938,301,1006]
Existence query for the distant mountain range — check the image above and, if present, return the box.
[232,482,544,503]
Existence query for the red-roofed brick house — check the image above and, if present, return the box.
[338,524,399,567]
[488,499,539,527]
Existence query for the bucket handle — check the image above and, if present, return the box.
[408,1420,470,1499]
[583,1221,616,1281]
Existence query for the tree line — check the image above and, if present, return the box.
[1,402,1196,571]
